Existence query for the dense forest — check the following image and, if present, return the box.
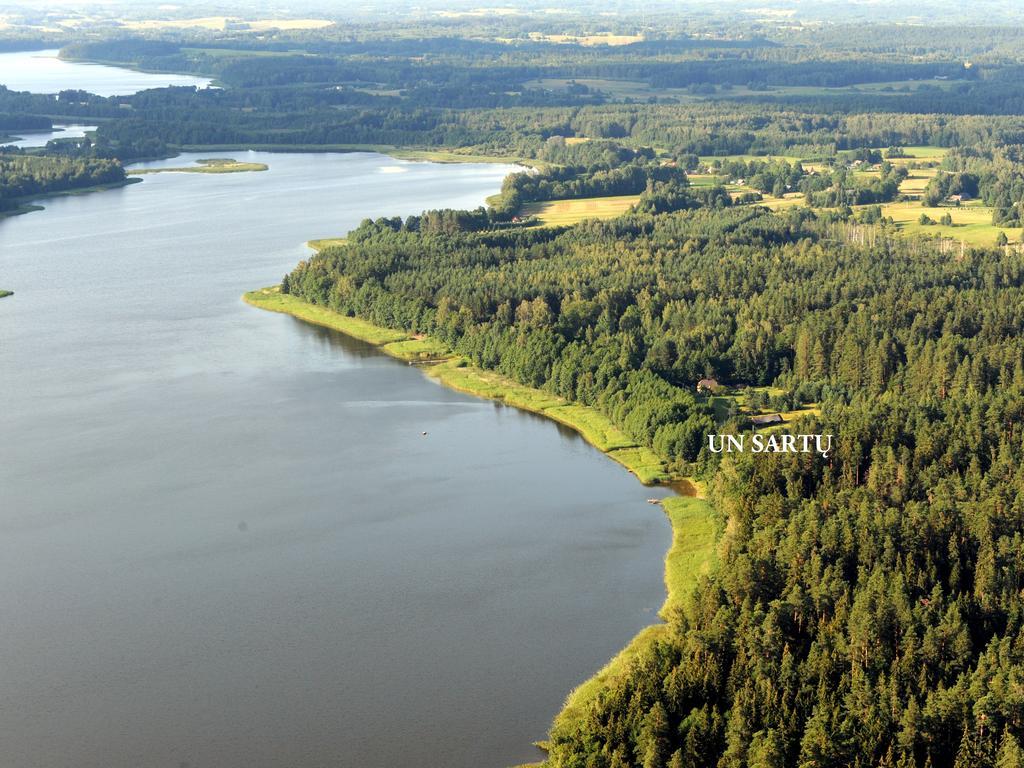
[283,202,1024,768]
[0,154,125,210]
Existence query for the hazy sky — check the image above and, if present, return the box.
[2,0,1023,25]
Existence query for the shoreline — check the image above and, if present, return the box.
[178,143,538,167]
[242,286,718,764]
[242,287,674,485]
[57,53,221,87]
[1,178,143,221]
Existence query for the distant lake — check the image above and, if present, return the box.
[0,149,672,768]
[0,49,212,95]
[1,124,96,148]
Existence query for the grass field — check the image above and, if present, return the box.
[881,201,1022,245]
[129,158,268,175]
[759,192,808,210]
[883,145,949,161]
[521,194,639,226]
[897,167,939,195]
[527,32,643,46]
[687,173,723,187]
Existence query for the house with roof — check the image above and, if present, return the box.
[696,378,720,394]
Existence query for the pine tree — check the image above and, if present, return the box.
[996,731,1024,768]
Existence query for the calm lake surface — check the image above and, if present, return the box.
[0,49,212,95]
[0,150,673,767]
[2,124,97,148]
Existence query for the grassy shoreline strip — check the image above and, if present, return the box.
[243,287,407,345]
[661,496,717,615]
[307,237,348,251]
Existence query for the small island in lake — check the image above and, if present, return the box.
[0,290,12,299]
[129,158,269,175]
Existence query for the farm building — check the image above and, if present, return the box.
[696,378,720,393]
[750,413,784,427]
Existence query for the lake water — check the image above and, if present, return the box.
[0,151,672,768]
[0,49,212,95]
[2,124,97,148]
